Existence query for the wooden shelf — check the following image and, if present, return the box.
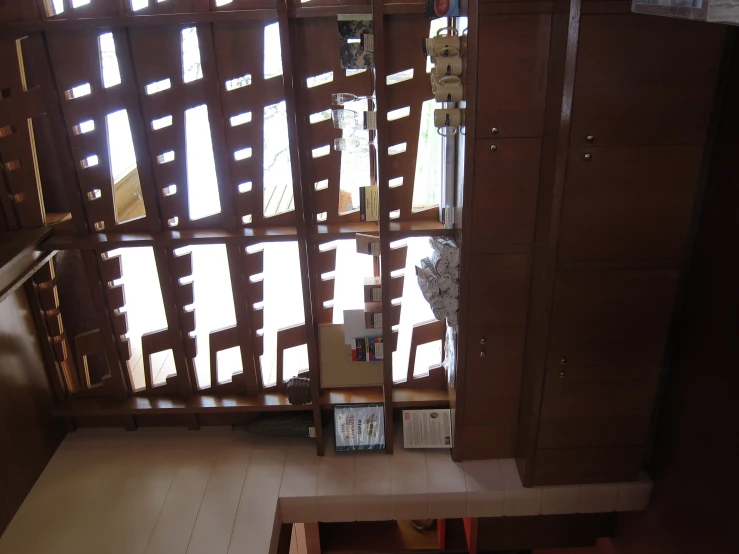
[320,387,449,408]
[388,221,456,239]
[313,221,381,240]
[52,393,310,417]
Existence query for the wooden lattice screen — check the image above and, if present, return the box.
[0,0,454,453]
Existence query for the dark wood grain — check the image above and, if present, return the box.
[470,139,541,246]
[571,14,725,147]
[538,365,660,449]
[476,14,551,138]
[548,268,679,369]
[530,446,643,485]
[464,253,531,427]
[515,0,581,481]
[558,145,703,265]
[476,514,616,550]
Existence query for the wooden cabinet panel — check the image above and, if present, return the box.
[538,365,660,449]
[464,253,531,425]
[547,269,679,368]
[559,145,702,264]
[471,139,541,247]
[477,14,551,139]
[571,14,724,147]
[529,446,644,486]
[453,424,517,460]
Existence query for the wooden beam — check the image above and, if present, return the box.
[42,227,300,250]
[371,0,395,454]
[278,0,325,455]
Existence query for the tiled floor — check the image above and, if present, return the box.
[0,428,653,554]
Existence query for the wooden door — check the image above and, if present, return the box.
[571,14,725,147]
[547,268,679,369]
[470,138,541,248]
[476,14,551,139]
[559,144,703,265]
[464,253,531,426]
[538,364,660,449]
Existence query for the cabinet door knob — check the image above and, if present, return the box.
[491,127,499,135]
[479,351,486,358]
[490,144,497,152]
[480,337,487,345]
[559,370,566,378]
[584,153,592,161]
[560,357,567,365]
[585,134,594,142]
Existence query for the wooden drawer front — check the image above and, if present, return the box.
[464,254,531,425]
[471,138,541,247]
[571,14,724,147]
[477,14,550,139]
[559,145,702,264]
[547,269,679,368]
[529,446,644,486]
[538,365,660,449]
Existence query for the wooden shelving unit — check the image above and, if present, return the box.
[0,0,452,456]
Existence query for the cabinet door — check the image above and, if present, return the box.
[538,365,660,449]
[471,138,541,247]
[571,14,724,147]
[559,145,702,264]
[464,253,531,425]
[547,268,679,368]
[477,14,551,139]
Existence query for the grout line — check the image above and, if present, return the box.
[183,444,222,554]
[225,443,254,554]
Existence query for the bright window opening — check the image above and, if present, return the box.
[339,98,370,214]
[263,101,293,217]
[326,240,375,325]
[225,74,252,91]
[310,110,332,124]
[413,99,441,211]
[146,78,171,95]
[110,247,170,391]
[177,244,238,389]
[307,71,333,88]
[106,109,144,224]
[181,27,203,83]
[185,104,221,220]
[99,33,121,89]
[65,83,91,100]
[230,112,252,127]
[252,242,306,387]
[264,23,283,80]
[152,115,172,130]
[391,237,442,382]
[387,69,413,85]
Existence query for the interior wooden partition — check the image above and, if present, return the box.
[0,0,456,455]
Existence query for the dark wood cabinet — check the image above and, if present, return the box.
[558,145,703,265]
[464,253,531,426]
[570,14,725,147]
[476,14,551,139]
[471,139,541,247]
[538,364,660,449]
[547,269,680,368]
[455,6,725,481]
[472,138,541,248]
